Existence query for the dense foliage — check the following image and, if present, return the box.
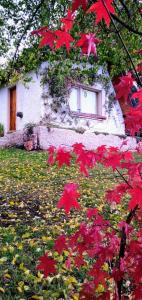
[1,0,142,84]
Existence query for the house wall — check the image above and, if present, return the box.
[42,68,125,135]
[0,72,42,133]
[16,72,42,130]
[0,88,9,132]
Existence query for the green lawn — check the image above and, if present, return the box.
[0,148,123,299]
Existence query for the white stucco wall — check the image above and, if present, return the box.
[0,87,9,133]
[0,71,42,133]
[16,72,42,130]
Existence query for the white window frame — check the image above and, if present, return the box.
[68,83,106,120]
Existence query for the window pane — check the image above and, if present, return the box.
[69,88,78,111]
[80,89,97,114]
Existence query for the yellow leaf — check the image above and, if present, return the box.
[0,287,5,293]
[9,246,14,253]
[24,285,30,291]
[18,281,24,287]
[22,233,30,239]
[12,254,19,265]
[0,257,8,264]
[102,262,109,272]
[4,273,11,279]
[73,294,79,300]
[96,284,105,293]
[63,250,70,256]
[31,296,43,300]
[42,236,52,242]
[56,255,63,263]
[17,243,23,250]
[17,287,23,293]
[65,276,77,286]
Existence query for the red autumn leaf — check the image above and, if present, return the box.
[114,72,134,101]
[72,0,88,12]
[60,9,75,32]
[134,49,142,55]
[86,208,98,219]
[31,26,48,36]
[136,62,142,73]
[87,0,116,27]
[104,151,122,170]
[55,148,72,167]
[76,150,96,176]
[36,253,56,277]
[79,282,96,300]
[76,33,101,57]
[131,89,142,106]
[55,30,74,52]
[39,31,56,48]
[125,107,142,136]
[65,257,72,269]
[54,235,67,254]
[57,183,81,214]
[121,151,134,162]
[72,143,85,154]
[74,255,86,267]
[129,186,142,211]
[47,145,56,165]
[31,27,56,49]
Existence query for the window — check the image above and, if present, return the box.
[68,84,105,119]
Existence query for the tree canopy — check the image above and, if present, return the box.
[0,0,142,85]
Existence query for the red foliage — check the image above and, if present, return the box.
[54,235,67,254]
[86,208,98,219]
[87,0,116,27]
[57,183,81,214]
[47,145,55,165]
[31,27,56,49]
[114,72,134,101]
[106,183,129,204]
[36,253,56,277]
[129,185,142,211]
[76,33,101,57]
[55,30,74,52]
[72,0,88,12]
[60,9,75,32]
[125,107,142,136]
[55,147,72,167]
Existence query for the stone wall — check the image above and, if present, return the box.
[0,131,24,148]
[36,126,137,151]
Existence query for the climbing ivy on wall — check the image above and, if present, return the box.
[40,58,113,113]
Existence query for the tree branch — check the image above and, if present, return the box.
[111,14,142,37]
[12,0,45,64]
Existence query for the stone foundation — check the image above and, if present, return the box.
[0,131,24,148]
[35,126,137,151]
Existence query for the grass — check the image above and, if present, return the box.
[0,148,125,299]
